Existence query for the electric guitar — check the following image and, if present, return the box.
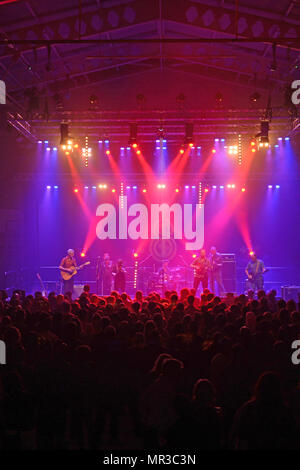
[60,261,90,280]
[247,268,269,282]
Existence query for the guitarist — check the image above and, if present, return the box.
[245,252,266,292]
[59,248,77,295]
[191,249,210,294]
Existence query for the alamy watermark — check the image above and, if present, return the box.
[291,80,300,105]
[0,340,6,364]
[96,197,204,251]
[0,80,6,104]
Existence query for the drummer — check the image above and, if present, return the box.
[158,260,170,288]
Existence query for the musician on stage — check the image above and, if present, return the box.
[191,249,210,294]
[158,260,170,290]
[245,252,266,292]
[113,259,126,293]
[209,246,226,296]
[59,248,77,295]
[102,253,113,295]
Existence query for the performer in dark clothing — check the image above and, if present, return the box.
[245,252,266,292]
[209,246,226,296]
[113,259,126,293]
[191,249,210,294]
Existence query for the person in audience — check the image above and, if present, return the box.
[0,284,299,450]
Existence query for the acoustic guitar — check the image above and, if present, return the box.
[60,261,90,280]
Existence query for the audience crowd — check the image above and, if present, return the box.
[0,285,299,450]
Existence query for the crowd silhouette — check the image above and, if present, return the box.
[0,286,299,450]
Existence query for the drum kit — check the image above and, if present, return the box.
[147,266,186,293]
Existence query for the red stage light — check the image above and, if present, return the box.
[105,150,110,155]
[133,252,138,258]
[175,188,179,193]
[136,149,141,155]
[112,188,116,193]
[132,143,138,148]
[204,188,209,192]
[249,251,255,256]
[189,142,194,148]
[192,254,197,258]
[251,148,256,152]
[80,252,86,258]
[212,149,216,153]
[242,188,246,192]
[142,188,147,193]
[179,148,184,154]
[74,188,79,193]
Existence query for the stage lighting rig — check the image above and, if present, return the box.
[60,123,78,154]
[256,120,270,148]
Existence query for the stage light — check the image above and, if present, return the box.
[44,140,48,143]
[251,148,256,152]
[250,139,256,146]
[46,185,51,189]
[136,149,141,155]
[249,92,261,103]
[133,252,138,258]
[231,184,236,188]
[249,251,255,256]
[268,185,273,188]
[105,150,111,155]
[142,188,147,193]
[192,186,196,189]
[189,142,194,148]
[274,144,279,148]
[184,122,194,145]
[241,188,246,192]
[65,151,70,155]
[105,140,109,144]
[220,185,224,189]
[256,121,269,148]
[126,186,131,189]
[38,140,42,144]
[285,136,290,141]
[112,188,116,193]
[62,144,66,150]
[175,188,179,193]
[84,186,89,189]
[215,92,223,103]
[192,254,197,258]
[204,188,209,193]
[46,147,50,151]
[185,185,189,189]
[92,186,96,189]
[54,185,58,189]
[132,186,137,189]
[220,138,225,142]
[227,184,232,188]
[98,140,102,143]
[214,138,219,142]
[212,185,217,189]
[212,148,216,153]
[275,185,280,188]
[103,184,107,189]
[67,145,72,150]
[74,143,78,149]
[74,188,79,193]
[129,123,138,147]
[53,147,57,151]
[179,148,184,154]
[80,252,86,258]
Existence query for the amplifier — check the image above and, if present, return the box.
[220,254,236,293]
[281,286,300,302]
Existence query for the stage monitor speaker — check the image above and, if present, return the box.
[281,286,300,302]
